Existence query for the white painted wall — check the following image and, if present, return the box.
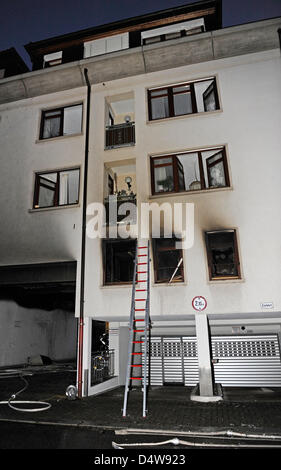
[0,87,85,267]
[0,300,77,367]
[84,48,281,321]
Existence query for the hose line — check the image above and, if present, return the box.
[0,371,51,413]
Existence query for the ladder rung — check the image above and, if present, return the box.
[137,271,147,274]
[131,352,142,355]
[134,329,145,332]
[138,246,148,249]
[133,341,144,343]
[130,365,142,367]
[137,262,147,265]
[130,377,143,380]
[135,299,146,301]
[136,289,147,292]
[138,254,147,257]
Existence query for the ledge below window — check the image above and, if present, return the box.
[29,203,80,213]
[35,132,83,144]
[146,108,223,125]
[207,278,245,285]
[149,186,233,199]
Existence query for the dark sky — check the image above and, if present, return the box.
[1,0,281,68]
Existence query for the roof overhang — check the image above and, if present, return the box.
[0,18,280,106]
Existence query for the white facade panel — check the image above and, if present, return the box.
[84,33,129,58]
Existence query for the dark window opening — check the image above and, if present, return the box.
[143,25,204,46]
[108,174,114,195]
[33,168,80,209]
[103,239,136,285]
[151,147,229,195]
[153,238,184,283]
[40,103,82,140]
[148,77,219,121]
[44,58,62,67]
[205,230,241,280]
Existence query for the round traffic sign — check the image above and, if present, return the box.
[192,296,207,311]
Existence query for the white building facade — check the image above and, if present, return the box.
[0,1,281,401]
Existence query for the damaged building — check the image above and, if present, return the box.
[0,0,281,409]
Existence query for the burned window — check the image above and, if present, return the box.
[103,239,136,285]
[205,230,241,280]
[153,238,184,284]
[148,77,219,121]
[33,168,80,209]
[40,103,83,140]
[151,147,229,195]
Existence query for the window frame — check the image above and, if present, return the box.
[150,147,230,196]
[147,77,219,121]
[33,167,80,209]
[205,229,241,281]
[203,80,220,112]
[152,237,184,284]
[102,238,137,286]
[39,103,83,140]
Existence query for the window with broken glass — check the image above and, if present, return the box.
[153,238,184,284]
[151,147,229,195]
[33,168,80,209]
[39,103,83,139]
[148,77,219,121]
[103,239,137,285]
[205,230,241,280]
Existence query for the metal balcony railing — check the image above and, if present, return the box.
[105,122,135,149]
[91,349,115,386]
[104,192,137,224]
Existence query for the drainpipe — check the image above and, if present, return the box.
[77,68,91,398]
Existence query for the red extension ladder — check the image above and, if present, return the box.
[122,241,151,417]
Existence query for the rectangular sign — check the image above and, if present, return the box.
[261,302,274,310]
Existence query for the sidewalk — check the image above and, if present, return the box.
[1,371,281,437]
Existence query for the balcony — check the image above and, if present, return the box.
[105,122,135,149]
[91,349,115,386]
[104,190,137,224]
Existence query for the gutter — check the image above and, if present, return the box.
[77,68,91,398]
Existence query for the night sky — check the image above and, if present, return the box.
[0,0,280,68]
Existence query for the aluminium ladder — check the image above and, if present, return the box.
[122,241,151,418]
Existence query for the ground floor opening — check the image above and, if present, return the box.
[0,262,78,397]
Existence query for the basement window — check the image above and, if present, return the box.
[205,230,241,280]
[151,147,230,195]
[40,103,83,140]
[148,77,219,120]
[33,168,80,209]
[103,239,136,285]
[153,238,184,284]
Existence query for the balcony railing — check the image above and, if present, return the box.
[105,122,135,149]
[91,349,115,386]
[104,191,137,224]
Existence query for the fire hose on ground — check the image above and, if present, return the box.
[0,370,51,412]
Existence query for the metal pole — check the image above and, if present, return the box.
[77,68,91,399]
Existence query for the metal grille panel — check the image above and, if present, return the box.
[211,335,281,387]
[163,338,183,384]
[142,334,281,388]
[183,337,199,386]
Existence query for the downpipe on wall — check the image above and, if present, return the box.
[77,68,91,399]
